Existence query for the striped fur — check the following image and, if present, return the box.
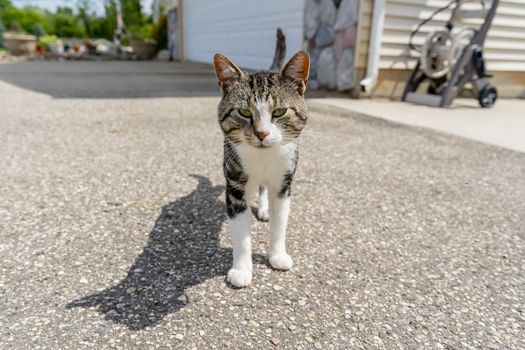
[217,64,308,218]
[213,33,309,287]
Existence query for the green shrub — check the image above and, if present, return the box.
[37,34,62,50]
[2,6,53,34]
[128,23,153,41]
[32,22,45,37]
[52,10,86,38]
[9,20,23,33]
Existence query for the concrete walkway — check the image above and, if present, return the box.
[1,61,524,349]
[311,97,525,153]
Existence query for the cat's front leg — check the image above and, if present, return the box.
[256,186,269,221]
[226,181,253,287]
[268,188,293,270]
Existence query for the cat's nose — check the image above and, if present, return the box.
[255,130,269,141]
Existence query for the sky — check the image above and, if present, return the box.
[11,0,154,15]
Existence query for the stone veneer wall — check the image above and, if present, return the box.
[304,0,359,91]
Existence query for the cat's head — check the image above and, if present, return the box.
[213,51,309,149]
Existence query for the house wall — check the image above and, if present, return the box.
[181,0,304,70]
[357,0,525,98]
[166,0,360,92]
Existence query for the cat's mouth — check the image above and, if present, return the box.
[250,138,274,149]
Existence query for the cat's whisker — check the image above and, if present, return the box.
[223,147,240,170]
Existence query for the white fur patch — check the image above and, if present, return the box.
[227,210,253,287]
[235,142,296,194]
[227,142,297,287]
[253,100,282,147]
[257,186,269,221]
[268,195,293,270]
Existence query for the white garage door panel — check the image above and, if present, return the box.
[183,0,304,70]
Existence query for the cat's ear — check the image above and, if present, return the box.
[213,53,245,93]
[281,51,310,95]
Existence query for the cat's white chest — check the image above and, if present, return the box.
[235,143,296,193]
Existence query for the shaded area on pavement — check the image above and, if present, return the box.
[67,175,236,330]
[0,60,351,99]
[0,61,221,98]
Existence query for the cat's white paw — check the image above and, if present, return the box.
[227,268,252,287]
[269,253,293,270]
[256,208,269,222]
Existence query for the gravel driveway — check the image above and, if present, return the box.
[0,61,523,349]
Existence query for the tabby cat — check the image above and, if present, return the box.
[213,29,310,287]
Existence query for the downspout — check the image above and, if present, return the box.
[360,0,386,93]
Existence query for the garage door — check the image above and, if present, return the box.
[183,0,304,70]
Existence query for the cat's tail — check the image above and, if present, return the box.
[269,28,286,72]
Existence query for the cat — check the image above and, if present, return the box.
[213,29,310,287]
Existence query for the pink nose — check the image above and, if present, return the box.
[255,130,269,141]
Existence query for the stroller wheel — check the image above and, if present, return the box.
[478,85,497,108]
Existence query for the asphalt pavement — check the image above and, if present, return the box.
[0,61,523,349]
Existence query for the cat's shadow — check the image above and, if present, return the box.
[67,174,264,330]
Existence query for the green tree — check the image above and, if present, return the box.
[0,0,151,41]
[121,0,142,28]
[95,0,118,39]
[77,0,93,37]
[56,6,74,16]
[75,0,118,40]
[90,17,108,39]
[0,0,12,16]
[1,6,53,34]
[9,20,22,32]
[53,7,86,38]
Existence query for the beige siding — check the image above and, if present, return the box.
[356,0,373,70]
[357,0,525,72]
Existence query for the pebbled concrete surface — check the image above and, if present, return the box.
[0,61,524,349]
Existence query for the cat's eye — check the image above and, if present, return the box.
[272,108,287,118]
[238,109,252,118]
